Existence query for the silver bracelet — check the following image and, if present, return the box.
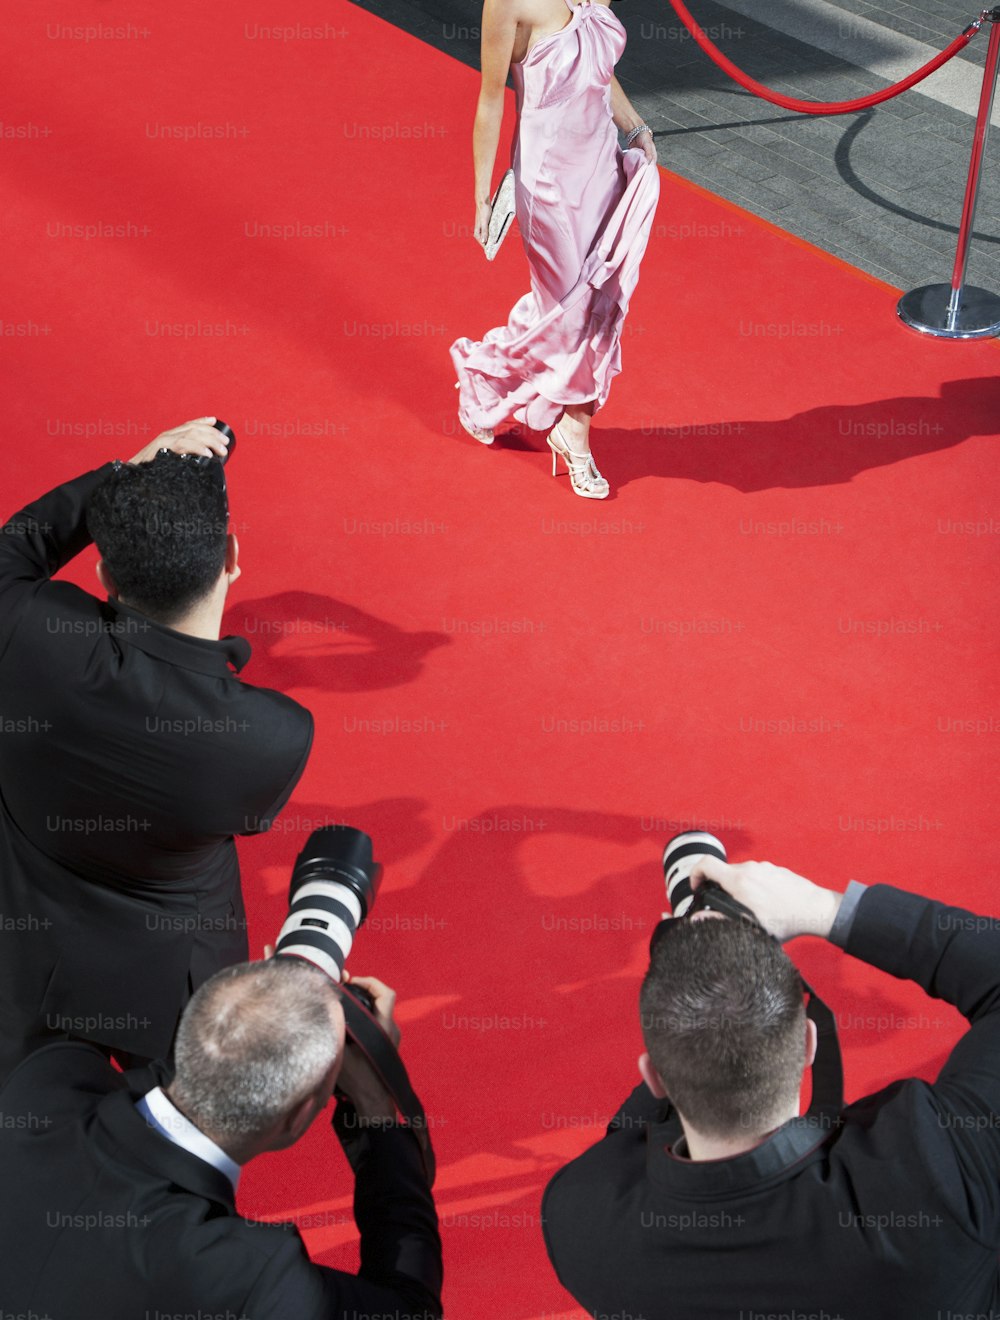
[624,124,651,148]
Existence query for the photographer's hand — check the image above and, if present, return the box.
[344,973,401,1047]
[337,974,401,1122]
[690,857,843,943]
[128,418,230,465]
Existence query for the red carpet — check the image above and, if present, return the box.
[4,1,1000,1315]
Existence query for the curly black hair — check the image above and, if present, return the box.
[86,451,229,626]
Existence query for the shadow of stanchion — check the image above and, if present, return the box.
[834,110,1000,246]
[223,590,450,693]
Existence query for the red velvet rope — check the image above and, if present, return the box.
[664,0,981,115]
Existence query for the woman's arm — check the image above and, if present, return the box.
[473,0,518,244]
[610,75,657,163]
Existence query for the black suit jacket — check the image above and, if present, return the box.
[543,885,1000,1318]
[0,1041,442,1319]
[0,466,313,1072]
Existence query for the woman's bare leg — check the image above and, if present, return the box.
[556,401,597,453]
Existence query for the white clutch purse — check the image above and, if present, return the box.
[484,169,515,261]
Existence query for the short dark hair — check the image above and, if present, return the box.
[86,452,228,625]
[640,918,805,1138]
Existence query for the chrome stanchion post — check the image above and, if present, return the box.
[898,8,1000,339]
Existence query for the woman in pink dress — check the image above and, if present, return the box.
[451,0,659,499]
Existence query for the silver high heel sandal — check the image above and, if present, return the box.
[546,424,609,499]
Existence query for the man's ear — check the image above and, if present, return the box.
[96,560,118,599]
[274,1092,320,1150]
[805,1016,817,1069]
[225,533,241,585]
[638,1051,668,1099]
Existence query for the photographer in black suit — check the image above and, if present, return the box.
[0,419,313,1077]
[543,857,1000,1318]
[0,957,442,1319]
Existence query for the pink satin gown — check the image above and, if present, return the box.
[451,0,660,434]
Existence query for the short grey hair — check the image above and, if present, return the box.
[171,958,341,1141]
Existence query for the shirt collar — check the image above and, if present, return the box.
[647,1114,836,1199]
[104,597,251,675]
[136,1086,241,1191]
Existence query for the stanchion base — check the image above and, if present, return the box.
[897,284,1000,339]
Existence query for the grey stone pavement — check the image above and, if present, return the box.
[349,0,1000,298]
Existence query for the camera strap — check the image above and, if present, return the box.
[800,974,843,1123]
[339,984,437,1185]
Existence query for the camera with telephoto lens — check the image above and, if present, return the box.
[271,825,437,1183]
[170,419,235,519]
[662,830,733,919]
[211,418,236,458]
[273,826,382,1002]
[660,829,846,1137]
[187,417,236,471]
